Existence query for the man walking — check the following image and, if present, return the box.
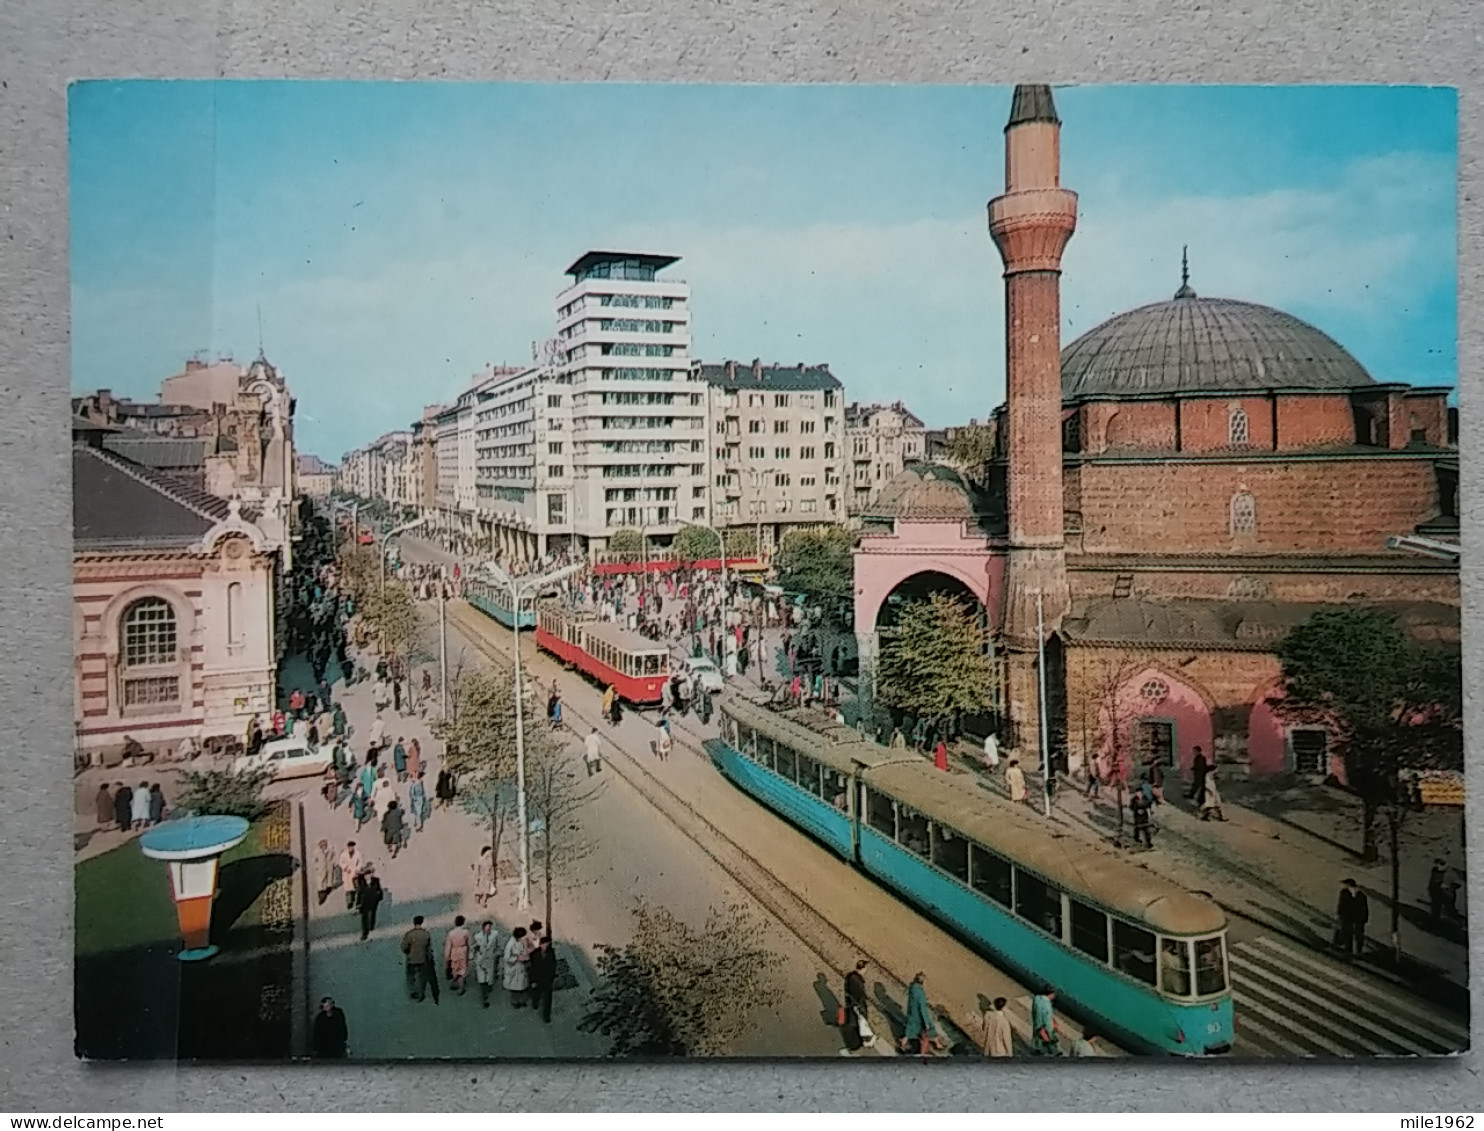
[402,915,440,1003]
[408,771,428,833]
[1130,788,1154,848]
[1031,987,1061,1056]
[311,997,349,1058]
[529,935,558,1023]
[338,841,363,909]
[393,738,408,782]
[472,920,499,1008]
[982,996,1014,1057]
[354,864,383,941]
[584,728,603,777]
[1335,878,1369,959]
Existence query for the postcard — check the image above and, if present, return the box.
[70,80,1465,1060]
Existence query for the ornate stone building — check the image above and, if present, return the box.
[852,85,1459,782]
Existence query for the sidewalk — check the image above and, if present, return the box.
[941,739,1469,1005]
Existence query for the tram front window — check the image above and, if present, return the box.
[1160,937,1193,997]
[1195,935,1227,995]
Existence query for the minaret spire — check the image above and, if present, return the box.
[1174,246,1196,299]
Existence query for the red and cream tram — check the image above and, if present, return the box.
[535,602,671,705]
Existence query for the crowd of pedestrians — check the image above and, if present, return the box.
[95,780,168,833]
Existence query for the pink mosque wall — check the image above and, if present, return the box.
[1094,664,1214,779]
[853,520,1004,633]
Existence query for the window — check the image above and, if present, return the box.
[932,823,969,881]
[1291,728,1329,775]
[775,447,790,460]
[122,675,180,707]
[547,395,562,408]
[547,494,565,523]
[897,806,930,858]
[800,446,815,460]
[865,789,896,837]
[1113,921,1157,985]
[693,486,706,499]
[1230,491,1257,535]
[775,499,791,513]
[774,393,789,407]
[824,442,835,459]
[800,420,816,434]
[1070,899,1110,962]
[970,844,1013,906]
[800,499,817,513]
[749,420,762,434]
[774,473,790,488]
[1139,679,1169,705]
[548,441,563,454]
[1161,937,1193,996]
[773,420,788,434]
[1135,719,1175,767]
[692,507,705,519]
[123,598,177,666]
[1195,936,1228,995]
[1229,406,1250,446]
[1015,869,1062,937]
[226,582,243,650]
[773,740,797,782]
[824,769,850,811]
[799,475,816,487]
[749,446,766,460]
[795,752,823,797]
[547,465,565,479]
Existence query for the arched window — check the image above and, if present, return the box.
[1229,406,1250,447]
[227,583,244,650]
[1230,491,1257,536]
[122,598,177,667]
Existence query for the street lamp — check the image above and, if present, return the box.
[380,516,429,593]
[1029,588,1051,818]
[483,558,586,910]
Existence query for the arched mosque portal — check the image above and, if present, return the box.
[876,569,985,631]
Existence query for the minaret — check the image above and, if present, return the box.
[988,84,1077,750]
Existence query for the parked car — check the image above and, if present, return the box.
[681,655,725,694]
[233,736,333,781]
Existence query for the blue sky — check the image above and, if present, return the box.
[70,82,1457,462]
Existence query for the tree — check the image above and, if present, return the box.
[1274,607,1463,961]
[335,541,380,607]
[435,664,520,881]
[723,527,757,557]
[173,765,275,821]
[671,524,722,562]
[774,526,856,627]
[525,734,605,936]
[875,593,994,744]
[943,423,997,476]
[362,582,420,675]
[608,528,643,555]
[1085,653,1156,837]
[579,901,784,1056]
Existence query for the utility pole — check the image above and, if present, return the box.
[438,566,449,721]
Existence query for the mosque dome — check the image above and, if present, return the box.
[867,462,984,521]
[1060,259,1375,400]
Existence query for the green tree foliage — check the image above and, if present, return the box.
[943,423,997,474]
[579,901,784,1056]
[775,526,856,625]
[608,528,643,555]
[362,582,421,671]
[723,527,757,557]
[876,593,994,737]
[173,765,275,821]
[671,524,722,562]
[1275,606,1463,959]
[335,541,380,607]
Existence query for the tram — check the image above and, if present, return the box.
[705,697,1235,1057]
[535,602,671,705]
[464,575,536,630]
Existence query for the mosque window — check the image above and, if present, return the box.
[1139,679,1170,705]
[1230,491,1257,536]
[1229,407,1250,447]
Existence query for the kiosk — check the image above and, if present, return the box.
[139,815,250,962]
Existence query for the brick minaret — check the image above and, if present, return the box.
[989,84,1076,752]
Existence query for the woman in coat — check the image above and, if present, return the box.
[1006,759,1028,803]
[444,915,473,995]
[473,845,496,907]
[95,784,113,830]
[408,773,428,833]
[131,780,152,830]
[601,685,615,726]
[350,780,370,832]
[406,738,422,780]
[148,783,166,825]
[900,972,943,1056]
[503,926,531,1007]
[1200,768,1227,821]
[381,800,406,859]
[471,921,499,1008]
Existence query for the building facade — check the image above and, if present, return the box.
[852,85,1459,782]
[555,252,708,553]
[297,453,338,497]
[696,359,846,551]
[844,401,927,513]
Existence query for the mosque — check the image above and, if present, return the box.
[852,85,1459,781]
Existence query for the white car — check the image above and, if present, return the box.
[232,736,333,781]
[682,655,725,694]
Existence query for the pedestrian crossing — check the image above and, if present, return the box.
[1229,935,1469,1057]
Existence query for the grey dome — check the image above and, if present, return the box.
[868,463,984,521]
[1061,290,1375,400]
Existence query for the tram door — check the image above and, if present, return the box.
[1134,719,1175,767]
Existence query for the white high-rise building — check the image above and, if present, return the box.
[554,252,708,553]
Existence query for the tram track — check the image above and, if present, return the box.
[444,600,1016,1057]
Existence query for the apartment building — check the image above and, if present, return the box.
[695,359,845,551]
[554,252,708,553]
[844,400,927,512]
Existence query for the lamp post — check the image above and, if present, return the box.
[1032,588,1051,818]
[482,559,586,910]
[380,516,428,594]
